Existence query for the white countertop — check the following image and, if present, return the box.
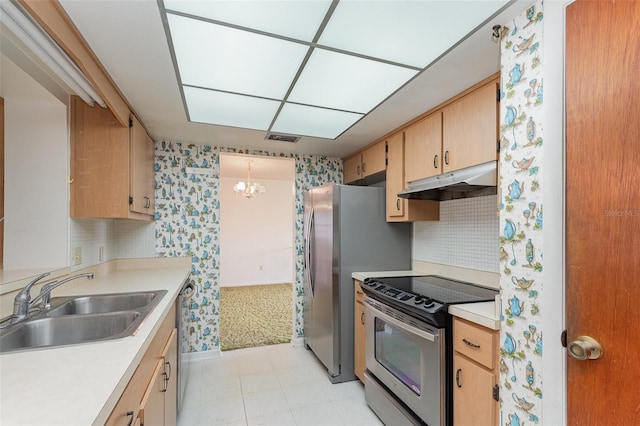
[352,269,501,330]
[0,257,191,426]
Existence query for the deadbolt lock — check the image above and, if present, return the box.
[567,336,603,360]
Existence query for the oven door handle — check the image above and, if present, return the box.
[365,300,439,343]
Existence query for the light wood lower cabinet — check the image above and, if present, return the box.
[140,329,177,426]
[354,280,366,383]
[106,306,177,426]
[452,317,498,426]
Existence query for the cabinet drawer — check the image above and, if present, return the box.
[453,317,497,370]
[354,280,365,303]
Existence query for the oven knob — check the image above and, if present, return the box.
[423,298,435,308]
[414,296,423,304]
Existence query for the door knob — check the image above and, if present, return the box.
[567,336,603,360]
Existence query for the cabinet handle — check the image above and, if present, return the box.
[456,368,462,388]
[144,197,151,209]
[357,165,361,176]
[361,312,365,325]
[356,290,363,295]
[126,411,134,426]
[396,199,401,211]
[463,338,481,349]
[362,163,366,174]
[165,360,172,381]
[444,150,450,165]
[433,154,438,169]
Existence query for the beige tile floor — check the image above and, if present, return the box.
[177,343,384,426]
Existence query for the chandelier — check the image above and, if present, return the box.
[233,160,266,198]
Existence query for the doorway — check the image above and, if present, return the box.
[218,153,296,351]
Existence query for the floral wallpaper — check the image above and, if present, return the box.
[498,3,544,425]
[154,142,342,353]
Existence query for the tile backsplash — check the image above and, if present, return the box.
[70,219,154,269]
[413,195,499,273]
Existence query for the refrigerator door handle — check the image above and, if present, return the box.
[304,207,315,297]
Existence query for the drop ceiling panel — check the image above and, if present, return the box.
[184,86,280,130]
[288,48,418,113]
[168,14,308,99]
[163,0,332,42]
[272,103,363,139]
[319,1,511,68]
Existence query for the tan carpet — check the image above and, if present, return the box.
[220,283,293,351]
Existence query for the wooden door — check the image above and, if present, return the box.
[404,112,442,182]
[566,1,640,424]
[385,132,405,220]
[442,81,498,173]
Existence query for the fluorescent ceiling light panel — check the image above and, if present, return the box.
[319,1,510,68]
[288,48,418,113]
[168,14,307,99]
[272,103,363,139]
[184,86,280,130]
[163,0,332,42]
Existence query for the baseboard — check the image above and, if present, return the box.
[184,347,222,361]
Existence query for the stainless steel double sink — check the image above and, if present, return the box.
[0,290,167,353]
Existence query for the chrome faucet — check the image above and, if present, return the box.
[8,272,94,326]
[10,272,51,323]
[33,273,95,309]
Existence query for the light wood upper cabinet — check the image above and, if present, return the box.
[343,140,386,184]
[70,97,154,220]
[404,78,498,184]
[404,112,442,183]
[386,132,438,222]
[130,115,155,216]
[442,81,499,173]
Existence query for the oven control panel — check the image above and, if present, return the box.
[361,279,445,316]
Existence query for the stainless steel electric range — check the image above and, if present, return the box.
[361,275,498,426]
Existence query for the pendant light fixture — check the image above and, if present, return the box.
[233,160,266,198]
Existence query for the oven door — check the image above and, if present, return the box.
[365,298,445,426]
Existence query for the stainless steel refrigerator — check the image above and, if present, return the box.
[303,183,412,383]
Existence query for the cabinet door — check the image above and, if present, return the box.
[442,82,498,173]
[386,132,405,219]
[162,329,178,426]
[130,116,155,215]
[343,154,362,184]
[404,112,442,182]
[453,353,496,426]
[354,281,366,383]
[71,97,130,218]
[361,140,386,178]
[140,360,166,426]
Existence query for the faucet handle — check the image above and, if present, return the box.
[15,273,51,302]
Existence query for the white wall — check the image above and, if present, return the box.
[220,177,294,287]
[1,54,69,270]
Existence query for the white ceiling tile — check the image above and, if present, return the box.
[288,48,418,113]
[163,0,332,42]
[184,86,280,130]
[272,103,363,139]
[168,14,308,99]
